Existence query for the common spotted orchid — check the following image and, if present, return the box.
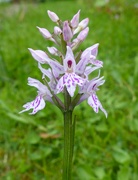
[19,10,107,179]
[20,9,107,117]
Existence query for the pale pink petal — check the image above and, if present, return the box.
[27,77,52,97]
[56,73,85,97]
[56,76,64,94]
[38,63,52,79]
[49,60,64,78]
[84,65,100,77]
[19,96,46,115]
[76,50,90,74]
[90,59,103,67]
[81,43,99,60]
[64,46,76,72]
[88,95,107,118]
[87,76,105,92]
[70,10,80,29]
[28,48,50,64]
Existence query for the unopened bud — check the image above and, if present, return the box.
[37,26,56,43]
[77,27,89,41]
[74,18,89,34]
[28,48,50,64]
[47,10,59,22]
[70,10,80,29]
[54,26,62,35]
[47,46,59,56]
[63,21,73,42]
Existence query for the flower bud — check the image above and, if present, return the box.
[37,26,56,43]
[28,48,50,64]
[63,21,73,42]
[47,10,59,22]
[77,27,89,41]
[54,26,62,35]
[73,18,89,34]
[47,46,59,56]
[70,10,80,29]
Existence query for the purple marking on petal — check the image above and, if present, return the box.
[92,83,97,89]
[67,60,72,68]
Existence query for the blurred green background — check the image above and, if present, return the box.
[0,0,138,179]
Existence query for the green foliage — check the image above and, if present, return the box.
[0,0,138,179]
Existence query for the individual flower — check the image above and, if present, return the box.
[56,46,86,97]
[79,74,107,117]
[19,77,52,114]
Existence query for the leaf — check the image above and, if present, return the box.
[94,0,109,7]
[26,132,40,144]
[76,167,95,180]
[128,119,138,132]
[117,165,131,180]
[112,146,130,164]
[94,167,105,179]
[30,147,52,160]
[95,123,108,132]
[6,112,34,124]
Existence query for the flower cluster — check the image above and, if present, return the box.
[20,10,107,117]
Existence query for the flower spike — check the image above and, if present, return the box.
[20,10,107,118]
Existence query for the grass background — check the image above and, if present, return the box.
[0,0,138,179]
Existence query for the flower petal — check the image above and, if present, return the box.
[49,60,64,78]
[88,94,107,118]
[28,48,50,64]
[19,96,46,115]
[38,63,52,79]
[28,77,52,97]
[56,73,85,97]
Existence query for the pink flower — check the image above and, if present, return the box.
[19,77,52,114]
[56,46,85,97]
[79,75,107,117]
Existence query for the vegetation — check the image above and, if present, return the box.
[0,0,138,179]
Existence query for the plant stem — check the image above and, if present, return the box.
[63,110,74,180]
[63,88,75,180]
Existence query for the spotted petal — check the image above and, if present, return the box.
[88,94,107,118]
[19,96,46,115]
[56,73,85,97]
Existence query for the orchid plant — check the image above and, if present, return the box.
[20,10,107,179]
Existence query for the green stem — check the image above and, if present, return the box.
[63,88,75,180]
[63,110,74,180]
